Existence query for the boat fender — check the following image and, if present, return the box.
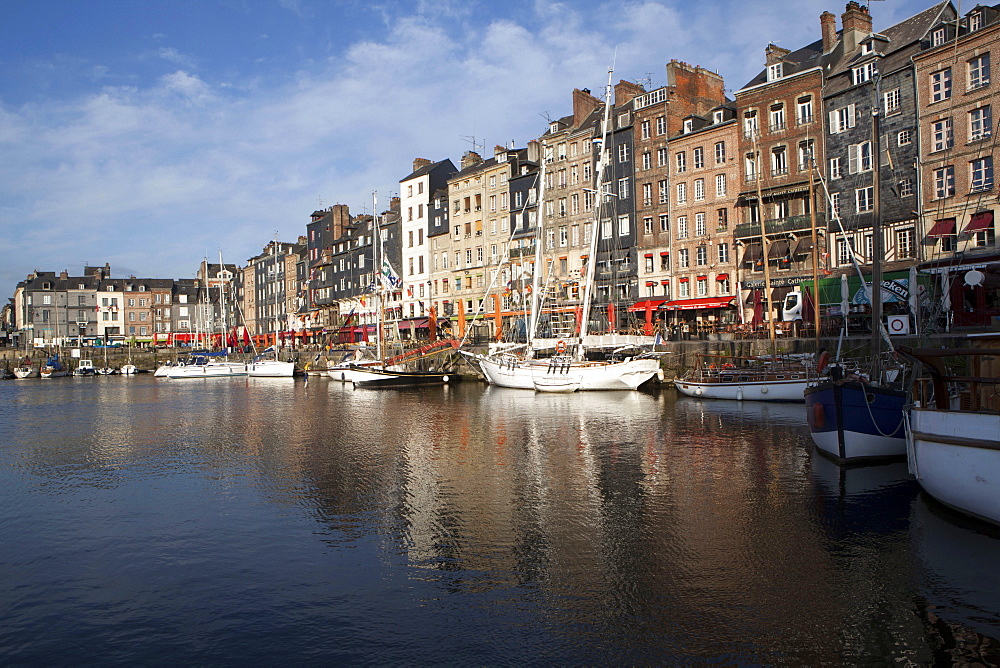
[816,350,830,373]
[555,340,567,354]
[736,388,744,401]
[812,402,825,428]
[443,375,450,383]
[760,386,768,394]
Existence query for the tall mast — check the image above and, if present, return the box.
[528,154,547,344]
[577,65,615,361]
[373,192,384,361]
[869,106,883,370]
[752,133,777,355]
[808,146,821,350]
[272,238,280,356]
[218,251,228,351]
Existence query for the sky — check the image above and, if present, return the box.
[0,0,938,298]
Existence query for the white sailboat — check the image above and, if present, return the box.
[463,66,661,391]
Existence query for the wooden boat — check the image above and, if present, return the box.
[351,368,460,389]
[14,355,39,379]
[674,354,811,402]
[899,338,1000,527]
[532,372,581,393]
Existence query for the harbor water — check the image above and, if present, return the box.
[1,376,998,663]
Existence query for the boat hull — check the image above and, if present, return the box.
[908,408,1000,526]
[473,355,658,391]
[674,377,808,402]
[247,360,295,377]
[167,362,247,378]
[14,367,39,379]
[352,369,460,388]
[327,362,385,383]
[805,380,907,462]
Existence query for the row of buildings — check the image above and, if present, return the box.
[5,1,998,349]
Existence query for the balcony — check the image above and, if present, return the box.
[735,213,825,240]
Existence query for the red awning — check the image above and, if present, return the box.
[926,218,956,237]
[678,277,689,282]
[644,253,654,258]
[964,211,994,234]
[628,299,668,312]
[645,281,656,286]
[660,296,735,310]
[716,273,730,281]
[659,251,669,256]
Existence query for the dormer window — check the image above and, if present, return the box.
[767,63,783,81]
[968,11,982,32]
[861,41,874,55]
[550,122,559,133]
[713,110,724,124]
[683,119,694,133]
[931,27,946,47]
[42,281,52,290]
[853,61,877,85]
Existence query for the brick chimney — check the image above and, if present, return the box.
[460,151,482,170]
[841,1,873,52]
[572,87,602,127]
[820,11,837,53]
[60,270,68,280]
[765,43,791,66]
[412,158,432,172]
[614,80,645,106]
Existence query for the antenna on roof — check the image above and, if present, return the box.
[461,134,485,154]
[540,111,552,123]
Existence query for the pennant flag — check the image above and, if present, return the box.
[380,257,403,290]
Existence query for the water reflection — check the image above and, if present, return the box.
[0,377,998,663]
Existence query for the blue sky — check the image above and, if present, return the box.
[1,0,936,297]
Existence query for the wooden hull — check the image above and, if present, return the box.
[908,408,1000,526]
[352,369,460,388]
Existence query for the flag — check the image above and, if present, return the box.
[380,257,403,290]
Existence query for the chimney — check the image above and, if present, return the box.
[614,79,645,106]
[820,11,837,53]
[412,158,432,172]
[460,151,482,170]
[765,43,791,65]
[572,87,602,127]
[841,1,873,52]
[60,270,68,280]
[526,139,541,164]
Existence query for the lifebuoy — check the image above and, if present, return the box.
[709,364,717,370]
[812,402,825,428]
[816,350,830,373]
[722,363,735,370]
[555,340,567,354]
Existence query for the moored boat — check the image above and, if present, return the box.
[673,354,811,402]
[40,354,68,378]
[74,359,97,376]
[14,356,39,379]
[166,353,247,378]
[900,338,1000,526]
[351,368,459,388]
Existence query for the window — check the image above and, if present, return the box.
[642,183,652,206]
[718,243,729,263]
[676,182,687,204]
[657,147,668,167]
[837,237,854,266]
[769,103,785,132]
[797,96,813,125]
[697,278,708,296]
[848,141,872,174]
[693,147,704,169]
[679,280,690,298]
[641,120,650,139]
[852,61,877,85]
[829,157,843,179]
[618,177,630,199]
[618,144,629,162]
[745,152,757,180]
[931,118,953,152]
[717,208,728,230]
[676,152,687,173]
[898,130,913,146]
[971,157,993,192]
[930,69,951,102]
[798,140,814,171]
[658,180,668,204]
[618,216,630,236]
[694,178,705,201]
[934,166,955,198]
[968,10,983,31]
[883,88,900,114]
[695,213,706,236]
[677,216,688,239]
[642,152,651,170]
[643,216,653,235]
[856,187,874,212]
[771,146,787,176]
[679,249,689,268]
[743,110,758,137]
[714,141,726,164]
[656,116,666,135]
[896,228,915,259]
[830,192,841,217]
[716,174,726,197]
[931,27,946,47]
[898,178,914,197]
[659,215,669,232]
[969,106,992,141]
[683,119,694,133]
[829,104,856,133]
[969,53,990,89]
[767,63,782,81]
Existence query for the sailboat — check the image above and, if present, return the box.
[14,354,39,378]
[804,104,907,462]
[462,67,661,391]
[40,353,69,378]
[248,241,296,378]
[345,194,460,389]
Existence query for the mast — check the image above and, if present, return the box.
[808,147,821,350]
[218,250,228,352]
[577,65,615,361]
[869,105,883,371]
[373,192,384,361]
[752,133,778,354]
[528,154,547,345]
[272,238,280,357]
